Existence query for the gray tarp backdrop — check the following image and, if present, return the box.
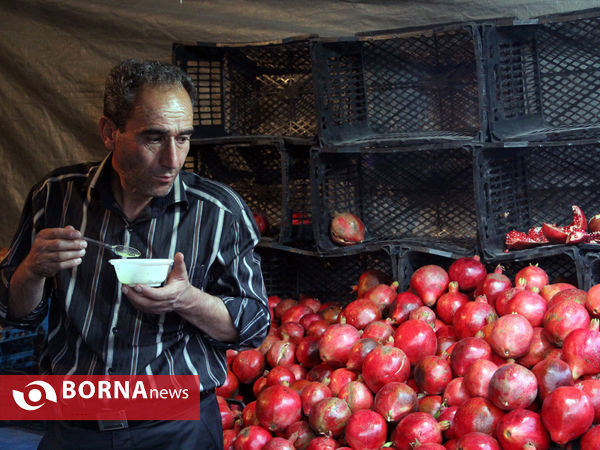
[1,0,600,247]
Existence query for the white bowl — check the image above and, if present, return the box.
[109,258,174,287]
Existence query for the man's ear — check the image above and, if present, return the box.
[98,116,118,151]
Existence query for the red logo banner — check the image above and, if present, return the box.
[0,375,201,420]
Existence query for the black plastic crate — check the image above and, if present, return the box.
[257,243,398,304]
[483,9,600,142]
[173,37,317,142]
[184,138,313,244]
[310,22,486,146]
[580,247,600,290]
[474,140,600,258]
[311,143,479,253]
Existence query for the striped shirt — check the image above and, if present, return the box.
[0,153,270,391]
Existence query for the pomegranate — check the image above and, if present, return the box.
[217,369,240,399]
[295,335,321,368]
[418,394,444,416]
[233,425,272,450]
[255,385,301,434]
[488,313,534,359]
[452,295,495,340]
[455,432,500,449]
[488,363,538,410]
[306,362,334,384]
[448,255,487,292]
[531,356,573,399]
[540,282,576,303]
[299,312,321,330]
[281,304,312,324]
[308,397,352,438]
[353,269,392,298]
[338,380,373,412]
[505,289,547,327]
[280,322,304,345]
[327,367,358,396]
[306,319,329,338]
[301,381,332,416]
[319,302,342,324]
[393,319,438,365]
[284,420,316,449]
[442,377,471,407]
[373,381,417,423]
[265,366,295,387]
[516,327,556,368]
[475,265,512,307]
[436,282,470,327]
[338,298,381,330]
[514,264,549,291]
[495,408,550,450]
[330,211,365,245]
[541,385,594,444]
[299,295,321,313]
[463,359,498,398]
[409,305,437,326]
[305,437,338,450]
[266,339,296,368]
[543,299,591,346]
[562,319,600,379]
[388,291,424,325]
[242,401,259,427]
[346,337,378,372]
[451,396,504,438]
[547,287,587,309]
[450,337,492,377]
[253,212,269,235]
[232,349,266,385]
[494,278,527,317]
[409,264,450,307]
[413,355,453,395]
[275,298,299,322]
[361,319,394,343]
[364,280,400,313]
[262,438,295,450]
[391,412,447,449]
[581,425,600,450]
[344,409,387,450]
[361,344,411,393]
[579,379,600,424]
[586,284,600,317]
[318,323,361,367]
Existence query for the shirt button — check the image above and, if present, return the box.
[112,327,118,334]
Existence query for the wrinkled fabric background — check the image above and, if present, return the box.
[1,0,599,246]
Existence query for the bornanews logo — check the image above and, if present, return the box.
[1,375,201,420]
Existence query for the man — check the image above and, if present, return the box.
[0,59,270,449]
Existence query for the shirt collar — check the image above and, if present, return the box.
[89,153,189,219]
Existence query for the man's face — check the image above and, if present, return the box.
[110,85,194,206]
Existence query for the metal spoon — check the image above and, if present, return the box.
[83,237,142,258]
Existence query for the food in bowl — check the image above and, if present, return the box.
[109,258,174,287]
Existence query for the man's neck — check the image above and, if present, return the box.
[110,171,151,222]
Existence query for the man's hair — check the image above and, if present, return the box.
[103,59,197,131]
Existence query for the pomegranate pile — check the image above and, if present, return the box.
[219,257,600,449]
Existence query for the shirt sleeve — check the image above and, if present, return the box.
[0,185,51,329]
[202,202,271,351]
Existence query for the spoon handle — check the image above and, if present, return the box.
[83,237,113,250]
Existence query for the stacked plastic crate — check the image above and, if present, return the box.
[174,8,600,299]
[173,37,400,300]
[476,9,600,287]
[308,23,489,289]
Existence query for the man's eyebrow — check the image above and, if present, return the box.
[141,128,195,136]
